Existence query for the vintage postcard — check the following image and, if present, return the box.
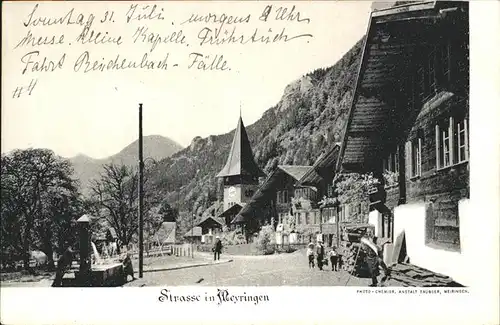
[1,1,499,324]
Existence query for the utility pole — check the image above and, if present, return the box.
[191,213,194,258]
[138,103,144,278]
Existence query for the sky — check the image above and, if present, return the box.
[2,1,374,159]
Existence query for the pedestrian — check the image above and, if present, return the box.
[52,246,74,287]
[316,239,325,271]
[213,236,223,261]
[361,236,390,287]
[122,252,135,282]
[372,236,391,285]
[329,246,338,271]
[307,242,315,268]
[337,246,343,271]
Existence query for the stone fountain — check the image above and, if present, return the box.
[72,215,127,287]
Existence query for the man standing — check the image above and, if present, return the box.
[52,246,74,287]
[213,236,223,261]
[362,236,390,287]
[316,239,325,270]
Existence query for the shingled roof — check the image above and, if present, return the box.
[298,144,340,186]
[336,1,468,173]
[216,117,265,178]
[278,165,312,182]
[197,215,226,227]
[184,226,202,237]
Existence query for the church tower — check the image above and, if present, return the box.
[216,116,265,211]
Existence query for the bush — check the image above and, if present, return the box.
[252,226,276,255]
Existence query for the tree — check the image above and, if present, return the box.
[34,183,81,270]
[252,225,275,255]
[90,163,161,252]
[1,149,80,270]
[159,200,178,222]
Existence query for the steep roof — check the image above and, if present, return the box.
[299,144,340,186]
[217,203,242,219]
[336,1,468,173]
[184,226,202,237]
[197,215,226,227]
[216,117,265,178]
[278,165,312,182]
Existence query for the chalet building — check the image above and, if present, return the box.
[196,215,225,244]
[216,116,266,232]
[336,2,471,284]
[239,164,311,227]
[236,144,343,245]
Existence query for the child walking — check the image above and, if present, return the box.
[329,246,339,271]
[307,242,315,268]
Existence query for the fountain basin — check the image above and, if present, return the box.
[74,263,125,287]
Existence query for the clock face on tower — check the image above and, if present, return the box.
[228,186,236,198]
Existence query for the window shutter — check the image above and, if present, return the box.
[449,117,455,165]
[405,141,412,179]
[464,119,469,160]
[418,138,422,176]
[435,124,440,169]
[395,146,400,175]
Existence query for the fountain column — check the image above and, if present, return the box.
[77,215,92,286]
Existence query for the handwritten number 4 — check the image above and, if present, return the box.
[101,11,115,23]
[12,79,37,98]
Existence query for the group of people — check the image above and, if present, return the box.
[306,235,390,286]
[306,240,343,271]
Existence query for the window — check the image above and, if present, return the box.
[428,47,437,94]
[416,47,436,101]
[455,119,468,163]
[440,42,451,85]
[327,185,334,198]
[406,138,422,179]
[383,146,400,182]
[338,204,350,222]
[415,43,452,103]
[436,117,469,169]
[277,190,290,204]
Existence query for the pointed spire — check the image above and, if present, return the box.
[216,116,265,178]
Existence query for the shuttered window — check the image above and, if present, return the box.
[383,146,400,182]
[406,138,422,179]
[436,117,469,169]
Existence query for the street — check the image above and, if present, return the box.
[127,250,379,287]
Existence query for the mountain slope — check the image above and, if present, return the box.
[108,135,182,166]
[148,37,365,220]
[69,135,183,193]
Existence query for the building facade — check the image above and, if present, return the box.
[337,1,470,283]
[237,144,345,246]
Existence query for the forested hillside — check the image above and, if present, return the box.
[149,38,365,222]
